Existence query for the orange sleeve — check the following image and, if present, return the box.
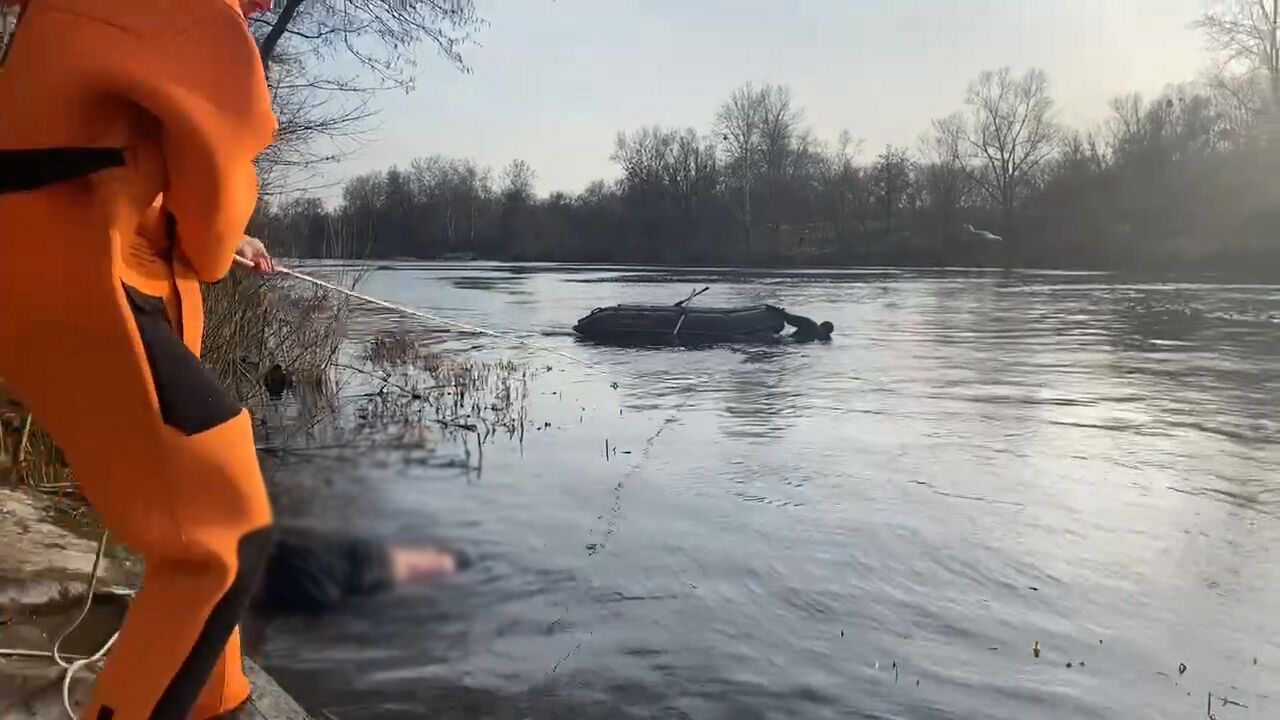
[104,0,278,283]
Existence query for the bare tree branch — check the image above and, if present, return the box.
[962,67,1059,224]
[250,0,483,195]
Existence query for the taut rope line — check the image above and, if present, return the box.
[242,258,604,372]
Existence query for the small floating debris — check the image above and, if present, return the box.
[1066,662,1073,669]
[1219,695,1249,709]
[1179,662,1188,676]
[1032,641,1041,658]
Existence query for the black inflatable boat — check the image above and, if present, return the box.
[574,303,788,345]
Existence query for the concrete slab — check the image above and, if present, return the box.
[245,659,312,720]
[0,488,132,610]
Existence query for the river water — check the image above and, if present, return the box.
[256,263,1280,720]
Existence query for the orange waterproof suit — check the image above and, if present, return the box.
[0,0,277,718]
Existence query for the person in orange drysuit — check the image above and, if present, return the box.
[0,0,279,718]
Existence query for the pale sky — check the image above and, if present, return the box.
[321,0,1211,200]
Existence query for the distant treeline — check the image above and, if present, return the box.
[255,65,1280,273]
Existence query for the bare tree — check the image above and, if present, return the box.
[870,145,914,232]
[500,159,537,204]
[818,130,868,240]
[1056,128,1108,175]
[1205,68,1268,144]
[408,156,490,249]
[1197,0,1279,104]
[252,0,482,80]
[715,83,764,247]
[612,126,677,193]
[248,0,482,195]
[918,113,971,235]
[758,85,804,184]
[254,51,379,196]
[667,129,720,214]
[962,67,1059,224]
[613,126,719,211]
[1107,93,1145,152]
[755,85,806,230]
[1196,1,1280,152]
[714,82,807,246]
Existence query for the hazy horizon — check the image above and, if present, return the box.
[316,0,1211,201]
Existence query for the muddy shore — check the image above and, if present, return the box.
[0,486,308,719]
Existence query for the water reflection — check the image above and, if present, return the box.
[717,348,796,441]
[449,274,533,295]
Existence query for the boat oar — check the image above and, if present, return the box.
[671,286,710,340]
[674,286,710,308]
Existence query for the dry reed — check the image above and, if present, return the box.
[357,330,534,445]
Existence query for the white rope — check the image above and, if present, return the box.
[0,529,126,719]
[266,262,605,372]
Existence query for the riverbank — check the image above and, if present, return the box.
[0,485,129,718]
[0,485,311,719]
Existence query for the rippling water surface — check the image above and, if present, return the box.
[257,263,1280,719]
